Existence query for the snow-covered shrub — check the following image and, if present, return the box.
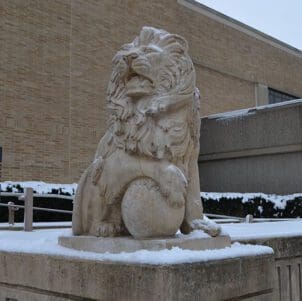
[201,192,302,218]
[0,181,76,196]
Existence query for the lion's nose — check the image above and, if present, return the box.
[123,52,139,64]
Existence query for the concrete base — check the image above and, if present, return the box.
[237,235,302,300]
[0,250,275,301]
[58,233,231,253]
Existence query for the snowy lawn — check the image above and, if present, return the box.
[0,227,273,265]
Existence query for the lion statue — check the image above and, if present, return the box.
[72,26,221,238]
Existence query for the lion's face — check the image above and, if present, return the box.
[120,44,163,98]
[110,27,195,100]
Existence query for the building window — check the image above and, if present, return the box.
[268,88,298,104]
[0,147,2,181]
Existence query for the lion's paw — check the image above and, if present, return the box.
[160,165,187,208]
[189,218,221,237]
[145,101,167,116]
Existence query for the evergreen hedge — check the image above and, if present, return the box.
[202,194,302,218]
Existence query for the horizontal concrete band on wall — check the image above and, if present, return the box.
[199,143,302,162]
[198,99,302,194]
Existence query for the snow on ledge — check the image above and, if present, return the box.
[0,181,77,195]
[0,229,273,265]
[204,99,302,121]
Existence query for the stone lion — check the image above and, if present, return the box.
[72,26,220,238]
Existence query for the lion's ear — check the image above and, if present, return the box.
[159,34,188,52]
[169,34,188,51]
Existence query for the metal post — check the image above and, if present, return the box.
[245,214,254,223]
[24,187,33,231]
[8,202,15,225]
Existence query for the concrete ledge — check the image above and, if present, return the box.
[237,235,302,259]
[0,251,275,301]
[58,234,231,254]
[199,99,302,194]
[235,235,302,300]
[200,99,302,155]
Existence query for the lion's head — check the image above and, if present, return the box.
[108,26,195,101]
[105,27,199,160]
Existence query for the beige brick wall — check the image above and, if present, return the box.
[1,0,302,182]
[0,0,71,182]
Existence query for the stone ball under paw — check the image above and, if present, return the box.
[122,178,185,239]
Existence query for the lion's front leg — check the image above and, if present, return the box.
[160,165,187,208]
[189,216,221,237]
[97,150,143,205]
[140,160,187,208]
[144,94,191,117]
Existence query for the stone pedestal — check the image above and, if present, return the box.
[58,233,231,254]
[0,250,275,301]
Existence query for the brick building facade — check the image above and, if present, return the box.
[1,0,302,183]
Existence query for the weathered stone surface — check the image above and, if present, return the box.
[58,233,231,254]
[0,250,275,301]
[72,27,220,239]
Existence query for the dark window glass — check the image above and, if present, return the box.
[268,88,298,104]
[0,147,2,181]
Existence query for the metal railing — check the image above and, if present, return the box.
[0,187,298,230]
[0,187,72,231]
[205,213,298,224]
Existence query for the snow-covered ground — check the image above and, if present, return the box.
[0,182,300,264]
[1,220,301,264]
[3,221,297,265]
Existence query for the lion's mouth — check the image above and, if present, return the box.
[124,68,154,97]
[125,69,153,85]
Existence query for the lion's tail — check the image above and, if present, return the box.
[72,168,90,235]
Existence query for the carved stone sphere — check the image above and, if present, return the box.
[122,178,185,239]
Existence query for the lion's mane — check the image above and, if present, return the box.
[98,26,200,164]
